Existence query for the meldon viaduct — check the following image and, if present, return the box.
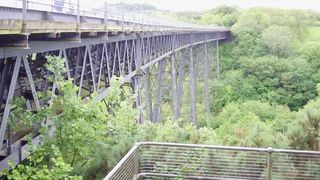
[0,1,319,180]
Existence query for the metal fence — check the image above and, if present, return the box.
[105,142,320,180]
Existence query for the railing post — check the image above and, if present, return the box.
[22,0,27,34]
[133,15,136,31]
[141,17,144,32]
[104,0,108,31]
[266,147,273,180]
[122,15,124,31]
[76,0,80,32]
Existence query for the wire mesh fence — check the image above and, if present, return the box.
[104,144,140,180]
[105,142,320,180]
[272,150,320,179]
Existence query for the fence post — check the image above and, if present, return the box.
[22,0,27,33]
[266,147,273,180]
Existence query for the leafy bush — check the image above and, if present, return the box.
[215,113,289,148]
[137,119,216,145]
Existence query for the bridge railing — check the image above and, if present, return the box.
[104,144,140,180]
[0,0,212,31]
[105,142,320,180]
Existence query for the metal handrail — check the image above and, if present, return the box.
[105,142,320,180]
[139,141,320,154]
[0,0,215,31]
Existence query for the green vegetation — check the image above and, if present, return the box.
[2,5,320,180]
[200,7,320,150]
[3,57,217,179]
[3,56,139,179]
[166,6,320,150]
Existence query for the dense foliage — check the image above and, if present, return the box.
[3,56,140,179]
[168,6,320,151]
[203,7,320,151]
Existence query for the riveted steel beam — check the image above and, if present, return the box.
[22,56,40,110]
[215,40,220,80]
[0,57,21,151]
[153,60,165,123]
[204,36,211,124]
[176,50,186,118]
[189,34,197,125]
[0,34,29,48]
[0,31,230,169]
[135,36,143,123]
[171,52,178,122]
[144,67,152,122]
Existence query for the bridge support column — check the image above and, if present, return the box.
[62,49,72,80]
[144,67,152,122]
[171,52,178,121]
[134,77,143,123]
[190,34,197,125]
[135,37,143,124]
[0,57,21,151]
[215,40,220,80]
[153,60,164,123]
[176,50,186,119]
[204,42,211,124]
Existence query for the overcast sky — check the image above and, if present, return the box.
[108,0,320,12]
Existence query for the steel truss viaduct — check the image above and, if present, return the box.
[0,0,231,170]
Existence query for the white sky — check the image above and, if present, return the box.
[109,0,320,12]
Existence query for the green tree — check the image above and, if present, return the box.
[137,119,216,145]
[2,146,82,180]
[6,56,139,179]
[260,25,295,57]
[201,6,239,27]
[287,85,320,150]
[210,100,294,130]
[215,113,289,148]
[240,56,317,109]
[299,41,320,82]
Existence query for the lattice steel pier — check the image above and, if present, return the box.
[105,142,320,180]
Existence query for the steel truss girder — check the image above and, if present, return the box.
[0,31,228,170]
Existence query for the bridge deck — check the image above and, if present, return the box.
[0,1,227,48]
